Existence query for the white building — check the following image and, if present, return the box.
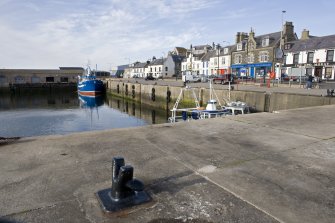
[146,58,164,79]
[283,31,335,80]
[209,44,232,75]
[131,62,148,78]
[181,45,212,76]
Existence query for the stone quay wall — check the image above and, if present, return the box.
[106,80,335,112]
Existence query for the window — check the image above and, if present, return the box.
[326,50,334,62]
[307,52,314,63]
[0,75,6,84]
[60,77,68,82]
[247,53,254,63]
[262,37,269,47]
[165,67,168,71]
[259,52,269,62]
[283,54,287,65]
[325,67,332,78]
[284,43,291,50]
[293,53,299,64]
[214,58,218,66]
[234,54,242,64]
[223,48,229,54]
[306,68,313,75]
[237,43,242,51]
[222,57,226,65]
[46,77,54,82]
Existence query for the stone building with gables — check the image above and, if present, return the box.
[231,22,297,79]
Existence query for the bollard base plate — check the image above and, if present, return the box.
[96,188,152,214]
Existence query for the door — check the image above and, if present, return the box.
[314,67,322,77]
[250,67,255,78]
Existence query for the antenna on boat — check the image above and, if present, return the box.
[209,79,222,108]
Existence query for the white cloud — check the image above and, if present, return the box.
[0,0,215,69]
[1,0,335,70]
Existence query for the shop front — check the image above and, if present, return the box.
[231,62,272,78]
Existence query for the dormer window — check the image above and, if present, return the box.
[284,43,292,50]
[237,43,243,51]
[262,37,269,47]
[223,47,229,54]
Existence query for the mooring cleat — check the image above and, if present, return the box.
[96,156,152,214]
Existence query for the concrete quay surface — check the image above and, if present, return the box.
[1,105,335,223]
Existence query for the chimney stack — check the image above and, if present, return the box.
[301,29,310,40]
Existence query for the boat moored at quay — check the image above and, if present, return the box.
[168,80,250,122]
[78,67,105,97]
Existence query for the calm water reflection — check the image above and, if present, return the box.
[0,90,168,137]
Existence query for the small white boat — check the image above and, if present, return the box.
[168,80,230,122]
[225,101,250,115]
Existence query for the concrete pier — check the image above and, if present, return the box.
[0,105,335,223]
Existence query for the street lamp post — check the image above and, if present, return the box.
[217,44,221,76]
[222,41,230,74]
[279,10,286,84]
[300,44,306,86]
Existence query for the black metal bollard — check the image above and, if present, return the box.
[96,156,151,213]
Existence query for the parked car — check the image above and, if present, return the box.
[145,75,156,80]
[237,76,253,81]
[212,74,234,84]
[282,74,298,81]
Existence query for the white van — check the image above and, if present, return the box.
[182,71,200,83]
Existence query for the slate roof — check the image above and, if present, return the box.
[149,58,165,66]
[202,50,216,61]
[284,34,335,52]
[171,55,185,63]
[174,47,187,56]
[133,62,148,68]
[193,44,212,50]
[253,31,281,48]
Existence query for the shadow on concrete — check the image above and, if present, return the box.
[147,170,207,195]
[147,219,213,223]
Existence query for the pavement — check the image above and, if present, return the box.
[0,104,334,223]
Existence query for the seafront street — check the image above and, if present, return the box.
[0,103,334,223]
[121,78,331,97]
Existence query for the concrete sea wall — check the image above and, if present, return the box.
[106,80,335,112]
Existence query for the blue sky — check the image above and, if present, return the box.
[0,0,334,70]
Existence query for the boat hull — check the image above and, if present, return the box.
[78,94,104,108]
[78,79,104,97]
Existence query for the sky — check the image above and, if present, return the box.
[0,0,334,71]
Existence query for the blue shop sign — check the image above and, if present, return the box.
[231,62,272,69]
[253,62,272,67]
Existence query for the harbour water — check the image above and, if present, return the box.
[0,89,168,137]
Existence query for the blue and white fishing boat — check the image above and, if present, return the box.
[78,67,105,97]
